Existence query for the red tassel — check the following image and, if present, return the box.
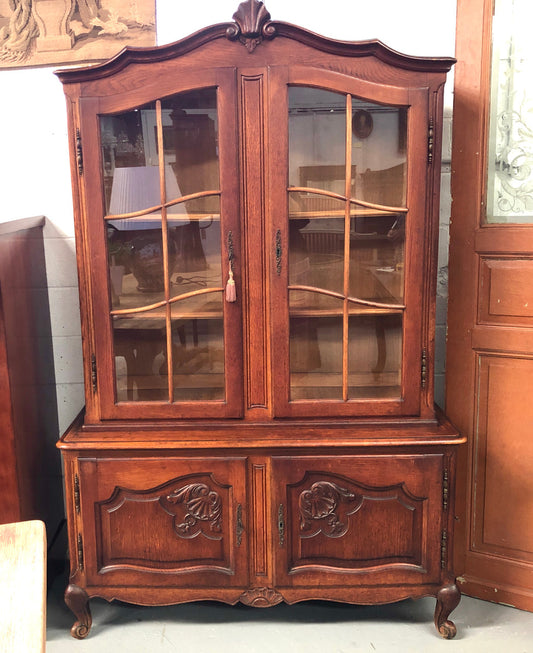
[225,268,236,302]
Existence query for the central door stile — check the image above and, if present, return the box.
[239,69,270,417]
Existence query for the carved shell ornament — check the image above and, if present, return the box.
[299,481,362,538]
[160,483,223,539]
[226,0,277,52]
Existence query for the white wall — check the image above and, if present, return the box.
[0,0,456,514]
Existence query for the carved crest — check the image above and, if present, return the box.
[299,481,362,538]
[240,587,284,607]
[160,483,222,539]
[226,0,277,52]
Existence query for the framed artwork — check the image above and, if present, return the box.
[352,109,373,139]
[0,0,155,69]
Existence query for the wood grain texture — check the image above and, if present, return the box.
[0,520,46,651]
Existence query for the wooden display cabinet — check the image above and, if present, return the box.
[57,0,464,639]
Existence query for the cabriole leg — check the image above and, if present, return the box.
[65,584,92,639]
[434,583,461,639]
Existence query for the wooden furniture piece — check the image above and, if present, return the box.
[56,1,463,639]
[0,520,47,652]
[0,217,52,526]
[448,0,533,610]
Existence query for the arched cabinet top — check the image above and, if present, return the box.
[55,0,455,86]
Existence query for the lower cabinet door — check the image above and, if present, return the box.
[272,454,445,588]
[77,456,248,588]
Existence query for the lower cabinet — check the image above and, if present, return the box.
[63,448,460,639]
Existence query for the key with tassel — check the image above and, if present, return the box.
[226,231,237,302]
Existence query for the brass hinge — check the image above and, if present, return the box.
[74,473,80,515]
[90,354,97,393]
[428,119,434,164]
[443,468,449,511]
[278,504,285,546]
[421,348,428,388]
[76,128,83,175]
[77,533,84,571]
[441,530,448,569]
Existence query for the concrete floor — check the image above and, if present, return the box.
[45,567,533,653]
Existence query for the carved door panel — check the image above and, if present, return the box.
[272,455,445,587]
[77,456,247,588]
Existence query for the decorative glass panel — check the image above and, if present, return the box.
[287,86,406,402]
[486,0,533,223]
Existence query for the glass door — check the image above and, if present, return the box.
[270,72,426,417]
[81,74,243,420]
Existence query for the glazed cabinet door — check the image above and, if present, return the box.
[74,456,248,592]
[272,454,445,592]
[79,68,243,420]
[269,68,429,418]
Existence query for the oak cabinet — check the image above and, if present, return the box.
[57,0,463,639]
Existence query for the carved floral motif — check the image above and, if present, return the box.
[160,483,222,539]
[299,481,361,538]
[226,0,277,52]
[240,587,284,607]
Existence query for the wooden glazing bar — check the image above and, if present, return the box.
[342,94,353,402]
[156,100,174,403]
[104,190,221,221]
[288,187,408,214]
[110,287,224,317]
[287,285,405,310]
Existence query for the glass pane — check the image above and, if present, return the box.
[290,310,343,401]
[350,213,405,304]
[169,196,222,293]
[353,101,407,208]
[171,293,225,401]
[113,309,167,402]
[348,313,402,399]
[161,88,219,202]
[107,215,166,309]
[486,0,533,223]
[289,88,347,192]
[289,193,345,297]
[100,102,158,215]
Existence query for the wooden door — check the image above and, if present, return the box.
[447,0,533,610]
[76,456,248,590]
[79,68,243,421]
[268,68,431,419]
[272,454,445,594]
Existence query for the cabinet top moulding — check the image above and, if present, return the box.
[54,0,455,86]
